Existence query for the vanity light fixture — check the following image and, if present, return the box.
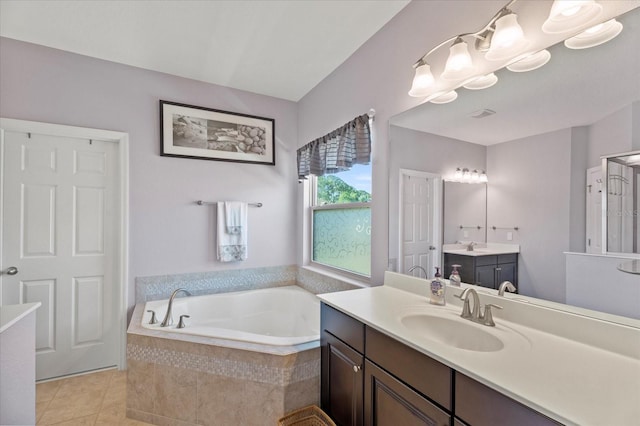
[408,0,618,103]
[564,19,623,49]
[485,10,529,61]
[408,62,435,97]
[507,49,551,72]
[442,37,475,81]
[542,0,603,34]
[448,167,488,183]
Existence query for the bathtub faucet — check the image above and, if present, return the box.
[160,288,191,327]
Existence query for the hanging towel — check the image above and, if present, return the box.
[217,201,248,262]
[224,201,247,235]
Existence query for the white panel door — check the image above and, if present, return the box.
[1,131,118,380]
[399,170,441,277]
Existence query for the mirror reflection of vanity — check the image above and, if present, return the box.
[389,6,640,320]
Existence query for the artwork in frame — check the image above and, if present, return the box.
[160,100,275,165]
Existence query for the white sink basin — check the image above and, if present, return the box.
[400,313,504,352]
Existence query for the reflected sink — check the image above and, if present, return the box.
[400,314,504,352]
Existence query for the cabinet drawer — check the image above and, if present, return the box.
[474,255,497,267]
[321,303,365,353]
[455,372,560,426]
[366,327,451,410]
[497,253,517,264]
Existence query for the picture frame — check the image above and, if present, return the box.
[160,100,275,165]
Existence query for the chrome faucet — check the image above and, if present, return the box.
[160,288,191,327]
[498,281,517,296]
[467,241,477,251]
[408,265,428,278]
[455,288,502,327]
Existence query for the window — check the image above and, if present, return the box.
[311,164,371,277]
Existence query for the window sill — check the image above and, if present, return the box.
[301,265,372,289]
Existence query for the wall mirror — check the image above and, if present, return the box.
[443,182,487,245]
[388,6,640,321]
[604,151,640,254]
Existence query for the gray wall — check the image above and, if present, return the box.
[487,129,574,303]
[0,37,299,312]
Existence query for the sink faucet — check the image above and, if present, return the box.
[467,241,477,251]
[455,288,502,327]
[408,265,428,278]
[498,281,517,296]
[160,288,191,327]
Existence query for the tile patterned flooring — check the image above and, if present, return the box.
[36,369,153,425]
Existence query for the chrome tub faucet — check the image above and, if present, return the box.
[160,288,191,327]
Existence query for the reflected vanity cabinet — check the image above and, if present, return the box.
[321,302,559,426]
[444,253,518,291]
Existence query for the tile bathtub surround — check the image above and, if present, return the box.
[135,265,297,303]
[36,369,152,425]
[135,264,360,303]
[126,333,320,426]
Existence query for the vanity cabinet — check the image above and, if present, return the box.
[444,253,518,291]
[321,304,365,426]
[321,302,558,426]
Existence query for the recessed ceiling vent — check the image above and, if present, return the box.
[470,109,496,119]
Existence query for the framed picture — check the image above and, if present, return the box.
[160,100,275,165]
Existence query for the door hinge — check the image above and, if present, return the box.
[588,238,591,246]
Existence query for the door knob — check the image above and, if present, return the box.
[3,266,18,276]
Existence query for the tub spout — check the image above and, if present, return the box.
[160,288,191,327]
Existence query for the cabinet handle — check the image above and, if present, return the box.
[353,364,361,373]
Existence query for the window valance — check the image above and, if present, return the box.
[297,114,371,179]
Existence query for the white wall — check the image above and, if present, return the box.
[0,38,299,312]
[588,104,634,168]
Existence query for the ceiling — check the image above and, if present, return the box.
[391,3,640,145]
[0,0,409,101]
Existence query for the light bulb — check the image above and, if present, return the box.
[454,168,463,181]
[442,38,475,81]
[408,63,435,97]
[486,12,529,61]
[471,170,480,182]
[479,171,488,183]
[564,19,623,49]
[542,0,602,34]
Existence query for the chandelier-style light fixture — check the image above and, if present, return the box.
[409,0,624,104]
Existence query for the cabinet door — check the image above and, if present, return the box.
[496,263,517,288]
[364,360,450,426]
[322,331,364,426]
[474,265,496,289]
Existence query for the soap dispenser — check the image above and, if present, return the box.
[449,264,461,287]
[429,267,446,305]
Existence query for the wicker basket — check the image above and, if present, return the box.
[277,405,336,426]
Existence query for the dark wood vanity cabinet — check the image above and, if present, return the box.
[321,304,365,426]
[321,302,560,426]
[444,253,518,291]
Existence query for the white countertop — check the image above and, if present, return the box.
[443,242,520,256]
[318,275,640,426]
[0,302,41,334]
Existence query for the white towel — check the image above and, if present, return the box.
[217,201,248,262]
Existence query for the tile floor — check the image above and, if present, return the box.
[36,369,153,425]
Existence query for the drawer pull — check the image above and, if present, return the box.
[353,364,362,373]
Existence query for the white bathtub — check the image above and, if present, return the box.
[141,285,320,346]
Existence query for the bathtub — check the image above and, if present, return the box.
[141,285,320,346]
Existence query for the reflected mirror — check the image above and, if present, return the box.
[605,151,640,254]
[388,6,640,320]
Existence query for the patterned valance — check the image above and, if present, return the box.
[297,114,371,179]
